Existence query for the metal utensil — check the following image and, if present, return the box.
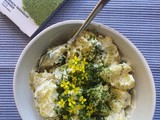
[69,0,110,43]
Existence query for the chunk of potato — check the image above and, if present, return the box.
[100,63,132,82]
[110,74,135,90]
[109,89,131,113]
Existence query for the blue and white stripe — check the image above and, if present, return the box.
[0,0,160,119]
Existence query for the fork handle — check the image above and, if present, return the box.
[71,0,110,42]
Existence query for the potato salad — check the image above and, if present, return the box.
[30,31,135,120]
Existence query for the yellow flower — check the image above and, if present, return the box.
[76,104,85,110]
[71,83,75,89]
[68,107,76,114]
[86,103,95,117]
[86,103,94,110]
[60,80,69,90]
[68,98,77,114]
[64,89,70,95]
[68,56,88,74]
[58,99,65,108]
[68,96,76,107]
[63,115,68,119]
[69,101,76,107]
[86,109,94,117]
[67,56,89,85]
[77,81,84,85]
[73,87,80,94]
[79,96,86,104]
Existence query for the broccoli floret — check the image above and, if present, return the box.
[97,103,111,117]
[86,84,111,117]
[87,84,110,105]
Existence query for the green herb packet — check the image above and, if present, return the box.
[0,0,66,37]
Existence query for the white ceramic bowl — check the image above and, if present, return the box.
[13,20,156,120]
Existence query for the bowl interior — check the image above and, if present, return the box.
[14,20,155,120]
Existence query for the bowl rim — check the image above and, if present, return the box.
[13,20,156,120]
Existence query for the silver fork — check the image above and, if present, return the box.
[69,0,110,43]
